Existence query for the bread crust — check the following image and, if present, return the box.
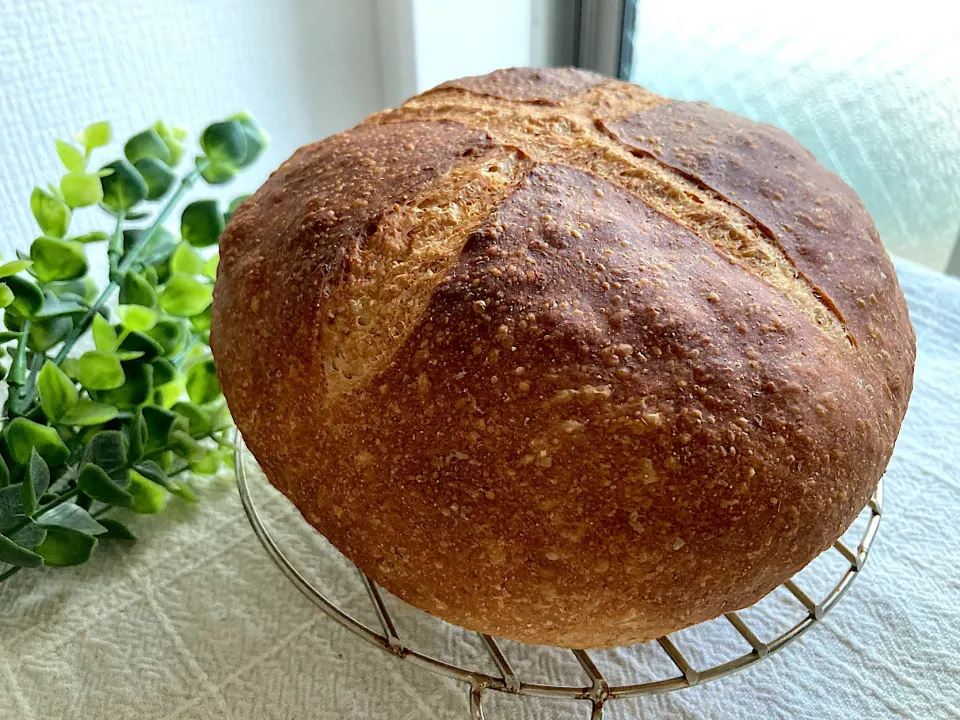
[212,68,914,648]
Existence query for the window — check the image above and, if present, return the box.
[613,0,960,273]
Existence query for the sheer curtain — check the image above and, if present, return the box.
[624,0,960,272]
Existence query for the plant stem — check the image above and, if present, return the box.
[19,352,45,412]
[0,566,21,583]
[49,160,209,369]
[118,170,204,275]
[4,486,80,537]
[8,322,30,386]
[51,212,125,366]
[5,321,32,416]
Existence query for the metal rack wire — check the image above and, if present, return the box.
[235,434,883,719]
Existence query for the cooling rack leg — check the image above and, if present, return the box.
[590,699,605,719]
[469,683,485,720]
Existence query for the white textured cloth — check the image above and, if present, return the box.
[1,258,958,720]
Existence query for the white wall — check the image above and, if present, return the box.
[410,0,532,92]
[0,0,386,260]
[0,0,564,267]
[376,0,539,108]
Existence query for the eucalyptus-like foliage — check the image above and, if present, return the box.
[0,115,267,582]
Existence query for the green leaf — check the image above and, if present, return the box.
[102,207,150,221]
[152,121,187,166]
[34,292,87,318]
[30,236,87,282]
[3,276,44,317]
[190,450,221,476]
[79,121,111,150]
[60,172,104,208]
[28,449,51,496]
[141,405,182,453]
[124,128,171,165]
[118,330,164,360]
[98,518,136,540]
[168,429,204,461]
[9,517,46,548]
[129,411,147,463]
[60,357,81,379]
[4,418,69,467]
[123,226,178,265]
[30,187,71,237]
[19,479,38,516]
[172,401,212,438]
[78,463,134,508]
[190,306,212,332]
[197,158,235,185]
[150,356,176,387]
[133,157,176,200]
[19,449,49,515]
[172,481,199,501]
[59,399,120,427]
[155,377,186,409]
[128,470,168,514]
[171,242,204,274]
[38,360,79,421]
[0,532,44,568]
[55,139,85,173]
[82,430,128,484]
[94,360,153,410]
[35,526,98,566]
[160,274,213,317]
[223,195,249,223]
[228,194,250,214]
[100,159,148,212]
[92,313,118,351]
[133,460,167,485]
[185,358,221,405]
[0,456,9,489]
[38,503,108,535]
[27,315,74,352]
[0,485,25,527]
[115,350,144,362]
[200,120,247,167]
[71,230,109,244]
[120,272,157,308]
[228,112,269,167]
[139,458,197,499]
[47,276,98,301]
[0,259,33,278]
[181,200,224,248]
[201,253,219,280]
[116,304,158,332]
[0,284,13,309]
[79,351,125,391]
[145,319,185,356]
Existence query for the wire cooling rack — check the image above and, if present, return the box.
[235,433,883,719]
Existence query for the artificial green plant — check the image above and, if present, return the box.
[0,113,267,582]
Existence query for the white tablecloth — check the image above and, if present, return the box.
[2,258,958,720]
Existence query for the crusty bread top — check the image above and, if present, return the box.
[212,68,915,647]
[219,67,912,419]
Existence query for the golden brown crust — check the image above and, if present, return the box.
[435,66,607,103]
[212,68,915,648]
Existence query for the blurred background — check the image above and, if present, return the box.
[1,0,958,273]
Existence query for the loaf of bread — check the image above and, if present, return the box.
[211,68,915,648]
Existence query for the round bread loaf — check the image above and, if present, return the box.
[211,68,915,648]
